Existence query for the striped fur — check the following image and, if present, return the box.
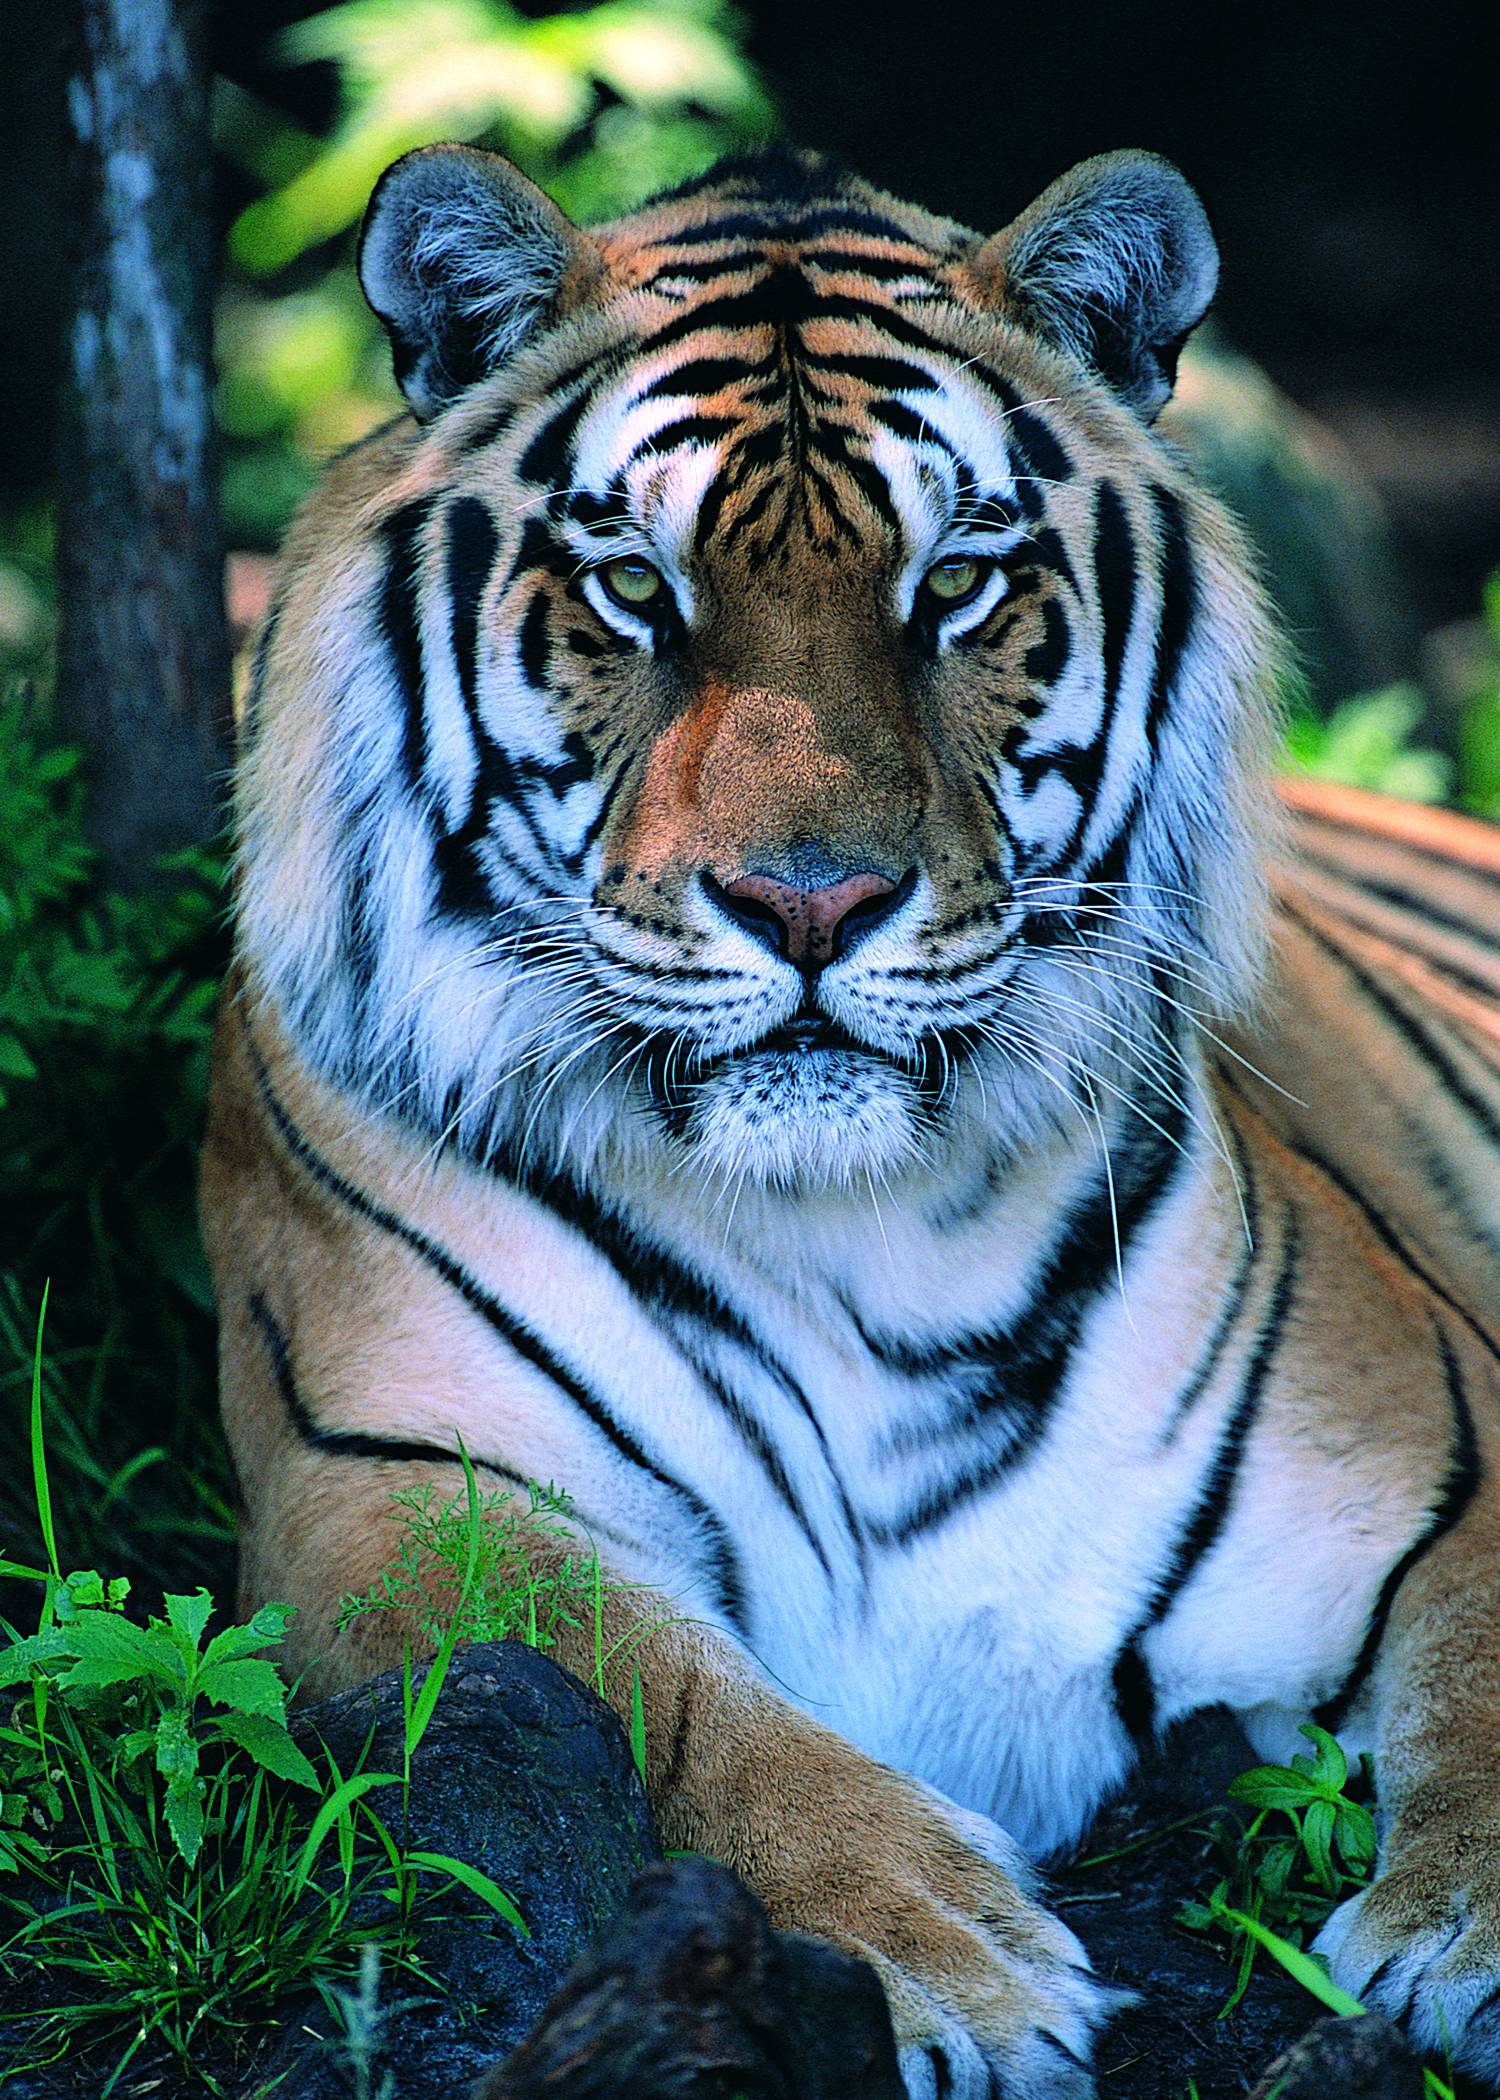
[207,149,1500,2096]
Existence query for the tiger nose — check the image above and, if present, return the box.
[705,868,907,968]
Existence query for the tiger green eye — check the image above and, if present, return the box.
[922,556,985,605]
[600,557,664,609]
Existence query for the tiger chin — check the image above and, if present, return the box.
[205,133,1500,2100]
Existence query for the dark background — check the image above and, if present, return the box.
[1,0,1496,614]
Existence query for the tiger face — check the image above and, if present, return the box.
[239,146,1275,1194]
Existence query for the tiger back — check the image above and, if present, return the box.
[204,144,1500,2098]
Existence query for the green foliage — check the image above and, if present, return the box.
[0,1355,525,2092]
[1178,1723,1377,2016]
[1286,685,1454,804]
[340,1475,613,1653]
[0,682,230,1596]
[216,0,774,544]
[338,1465,655,1766]
[1457,570,1500,821]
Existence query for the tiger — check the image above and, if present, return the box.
[202,140,1500,2098]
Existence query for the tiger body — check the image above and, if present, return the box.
[206,146,1500,2096]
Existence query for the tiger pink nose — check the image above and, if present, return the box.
[716,870,902,968]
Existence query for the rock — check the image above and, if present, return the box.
[244,1639,659,2098]
[1244,2013,1425,2099]
[477,1856,905,2100]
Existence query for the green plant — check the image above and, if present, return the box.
[0,1312,524,2094]
[1457,569,1500,820]
[1285,684,1453,803]
[1178,1722,1376,2015]
[339,1467,655,1782]
[0,681,231,1601]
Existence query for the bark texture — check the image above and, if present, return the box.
[55,0,228,888]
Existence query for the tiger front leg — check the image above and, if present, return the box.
[253,1452,1114,2097]
[576,1606,1117,2100]
[1314,1478,1500,2081]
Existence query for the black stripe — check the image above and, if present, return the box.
[1282,899,1500,1150]
[520,382,597,486]
[866,1059,1190,1544]
[1315,1319,1481,1732]
[251,1289,529,1485]
[248,1041,749,1630]
[1215,1060,1500,1372]
[1114,1203,1299,1730]
[243,597,283,743]
[447,495,499,726]
[1290,804,1500,896]
[518,589,550,690]
[626,411,739,461]
[379,502,432,796]
[1295,852,1500,973]
[1020,481,1136,874]
[493,1144,867,1576]
[799,350,939,392]
[1159,1120,1262,1445]
[1145,484,1196,754]
[652,207,916,246]
[640,356,767,399]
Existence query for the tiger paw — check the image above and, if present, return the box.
[1315,1838,1500,2082]
[761,1769,1119,2099]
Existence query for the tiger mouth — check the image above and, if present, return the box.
[636,1009,961,1126]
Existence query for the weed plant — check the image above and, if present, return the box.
[338,1475,654,1782]
[0,1317,535,2095]
[1178,1721,1376,2014]
[1181,1723,1460,2100]
[0,681,231,1608]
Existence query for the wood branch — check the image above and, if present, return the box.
[55,0,229,889]
[478,1856,906,2100]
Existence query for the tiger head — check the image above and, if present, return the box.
[237,145,1277,1196]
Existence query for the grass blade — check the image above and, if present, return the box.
[1218,1907,1366,2017]
[405,1850,528,1937]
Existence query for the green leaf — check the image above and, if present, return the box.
[290,1770,402,1892]
[212,1710,318,1787]
[629,1665,646,1784]
[1218,1907,1367,2018]
[1227,1765,1314,1811]
[164,1775,205,1866]
[1302,1798,1337,1891]
[1336,1800,1377,1876]
[0,1034,38,1081]
[154,1705,200,1788]
[0,1628,69,1687]
[202,1602,293,1670]
[163,1589,214,1653]
[198,1656,291,1719]
[1300,1723,1347,1792]
[60,1611,180,1690]
[406,1850,529,1936]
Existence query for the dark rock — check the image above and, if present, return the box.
[244,1640,660,2099]
[477,1856,904,2100]
[1244,2014,1425,2099]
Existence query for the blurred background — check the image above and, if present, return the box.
[0,0,1496,1590]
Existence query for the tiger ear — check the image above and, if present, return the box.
[358,144,599,422]
[975,151,1218,422]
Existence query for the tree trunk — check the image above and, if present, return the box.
[55,0,228,890]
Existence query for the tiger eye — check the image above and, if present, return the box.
[600,556,664,609]
[922,556,985,605]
